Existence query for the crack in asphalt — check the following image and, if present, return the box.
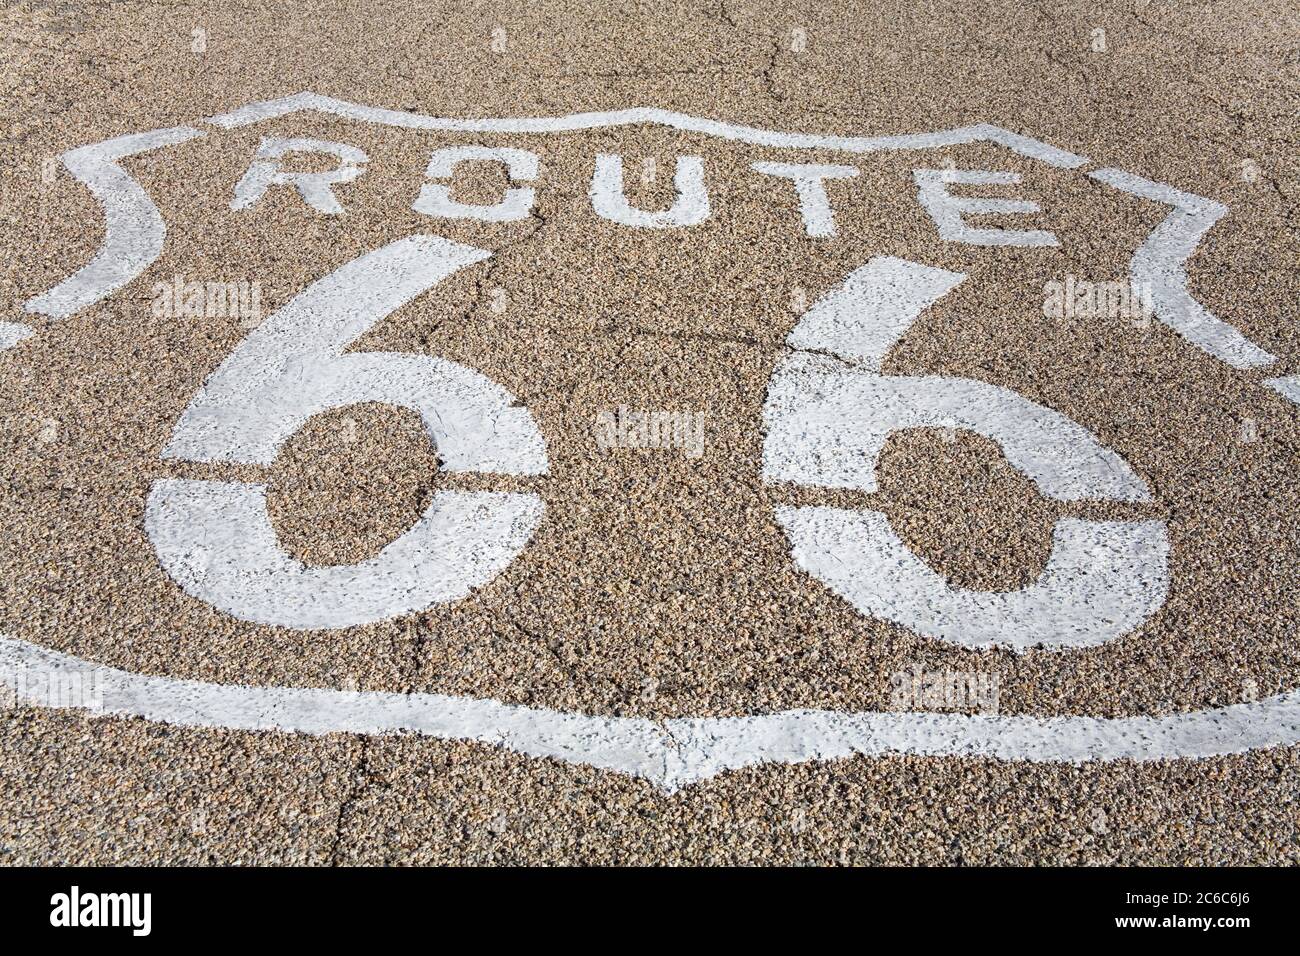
[328,735,371,865]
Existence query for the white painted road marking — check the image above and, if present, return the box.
[4,634,1299,793]
[0,322,36,352]
[765,256,1169,650]
[764,353,1153,502]
[24,126,204,319]
[9,94,1298,785]
[415,144,539,222]
[777,508,1169,651]
[159,235,545,472]
[231,136,368,215]
[590,154,711,229]
[146,235,548,629]
[785,255,966,365]
[146,482,543,629]
[913,169,1058,246]
[1088,168,1277,370]
[24,92,1277,386]
[1265,375,1300,407]
[206,95,1092,168]
[750,161,859,238]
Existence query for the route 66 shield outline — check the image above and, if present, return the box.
[3,92,1299,792]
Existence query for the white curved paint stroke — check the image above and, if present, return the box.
[206,92,1092,167]
[764,256,1170,651]
[1089,168,1276,369]
[777,508,1169,651]
[415,145,539,222]
[590,154,711,229]
[763,353,1155,503]
[160,235,546,472]
[24,126,204,318]
[231,136,368,215]
[146,481,544,629]
[3,635,1299,793]
[13,95,1297,784]
[149,235,548,629]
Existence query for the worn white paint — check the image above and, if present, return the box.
[1265,375,1300,408]
[5,633,1299,792]
[765,257,1167,650]
[29,91,1268,385]
[786,256,964,366]
[29,91,1274,389]
[414,145,538,222]
[231,136,367,215]
[206,94,1092,169]
[24,126,204,318]
[751,161,858,237]
[0,322,35,351]
[777,508,1169,650]
[764,353,1152,503]
[913,169,1058,246]
[145,482,543,629]
[24,94,1097,322]
[16,92,1296,780]
[590,155,710,229]
[1089,168,1276,369]
[162,235,546,473]
[150,235,548,628]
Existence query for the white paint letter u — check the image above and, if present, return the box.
[590,155,710,229]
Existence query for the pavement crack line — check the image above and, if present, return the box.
[328,735,372,866]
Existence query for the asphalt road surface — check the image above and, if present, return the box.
[1,0,1298,864]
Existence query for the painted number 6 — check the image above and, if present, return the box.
[763,256,1170,651]
[145,236,547,629]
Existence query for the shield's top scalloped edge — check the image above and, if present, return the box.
[12,93,1280,374]
[205,91,1092,168]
